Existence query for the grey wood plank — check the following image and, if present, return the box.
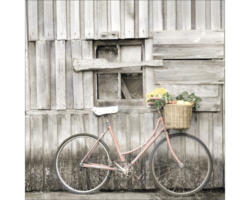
[212,111,224,187]
[55,41,66,110]
[45,114,60,190]
[94,0,99,39]
[162,0,167,30]
[211,0,221,30]
[38,0,44,40]
[82,40,94,108]
[107,0,111,33]
[152,0,163,31]
[191,0,196,29]
[144,39,154,95]
[79,0,85,39]
[25,115,31,191]
[186,113,202,188]
[65,41,74,109]
[57,114,72,190]
[134,0,139,38]
[85,113,98,136]
[120,0,125,38]
[176,0,182,30]
[50,42,56,109]
[205,0,211,30]
[195,0,206,30]
[120,45,142,62]
[97,0,108,38]
[66,0,71,40]
[73,59,163,71]
[153,43,224,59]
[124,0,135,38]
[221,0,225,30]
[84,0,94,39]
[139,0,149,38]
[70,0,80,39]
[71,114,84,189]
[153,30,224,44]
[153,31,224,59]
[27,0,38,41]
[110,0,120,33]
[154,60,224,85]
[30,115,43,191]
[25,39,30,110]
[42,114,50,191]
[44,0,54,40]
[166,0,176,30]
[208,112,214,188]
[36,41,51,109]
[199,112,214,188]
[186,113,198,157]
[71,40,84,109]
[56,0,67,39]
[148,0,153,37]
[183,0,192,30]
[26,108,155,116]
[28,42,37,109]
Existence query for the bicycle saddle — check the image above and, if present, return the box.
[92,106,119,116]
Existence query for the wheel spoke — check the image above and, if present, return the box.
[55,134,111,194]
[151,134,212,196]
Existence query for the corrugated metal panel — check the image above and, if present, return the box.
[27,0,224,41]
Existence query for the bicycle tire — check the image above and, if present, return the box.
[150,133,213,196]
[55,133,112,194]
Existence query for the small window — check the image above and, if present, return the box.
[121,73,143,99]
[94,40,145,106]
[96,72,143,100]
[97,73,118,99]
[96,46,118,62]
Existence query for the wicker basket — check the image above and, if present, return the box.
[163,104,193,129]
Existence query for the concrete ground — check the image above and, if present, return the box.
[26,190,225,200]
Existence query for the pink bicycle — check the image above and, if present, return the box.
[55,106,212,196]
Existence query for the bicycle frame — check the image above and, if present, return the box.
[81,111,183,171]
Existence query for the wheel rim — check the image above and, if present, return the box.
[151,134,212,196]
[55,135,111,193]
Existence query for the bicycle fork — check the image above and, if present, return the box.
[159,114,184,168]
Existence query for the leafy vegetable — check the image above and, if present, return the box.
[176,91,201,110]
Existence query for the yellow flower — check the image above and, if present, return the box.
[145,88,168,102]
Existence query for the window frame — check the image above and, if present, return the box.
[93,40,146,107]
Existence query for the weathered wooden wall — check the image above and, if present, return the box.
[25,109,223,191]
[26,0,225,191]
[27,0,224,41]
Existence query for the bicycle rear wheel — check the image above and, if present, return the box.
[150,133,213,196]
[55,133,112,194]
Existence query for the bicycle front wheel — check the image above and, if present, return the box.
[150,133,213,196]
[55,133,112,194]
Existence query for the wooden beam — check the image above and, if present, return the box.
[121,78,132,99]
[73,59,163,71]
[153,30,224,59]
[154,60,224,85]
